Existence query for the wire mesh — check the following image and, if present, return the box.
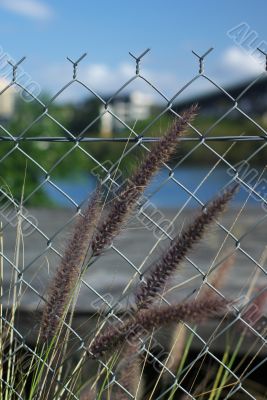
[1,47,267,399]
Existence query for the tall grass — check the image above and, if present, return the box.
[1,107,267,399]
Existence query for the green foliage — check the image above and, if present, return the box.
[0,96,140,205]
[1,95,266,206]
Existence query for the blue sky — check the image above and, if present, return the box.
[0,0,266,102]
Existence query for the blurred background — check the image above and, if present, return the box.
[0,0,266,206]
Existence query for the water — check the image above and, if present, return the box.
[45,165,265,208]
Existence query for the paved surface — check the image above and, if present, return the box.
[2,206,267,353]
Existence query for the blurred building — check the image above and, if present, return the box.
[100,90,154,136]
[99,77,267,136]
[175,76,267,119]
[0,78,15,121]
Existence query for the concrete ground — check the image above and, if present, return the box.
[2,205,267,355]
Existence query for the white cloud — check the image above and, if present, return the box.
[0,0,53,20]
[85,62,134,90]
[36,46,265,104]
[37,61,178,103]
[219,46,263,78]
[84,62,179,100]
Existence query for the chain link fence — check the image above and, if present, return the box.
[1,47,267,399]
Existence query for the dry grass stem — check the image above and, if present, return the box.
[91,106,197,256]
[113,342,143,399]
[41,188,102,341]
[135,185,238,309]
[89,297,229,358]
[199,253,236,300]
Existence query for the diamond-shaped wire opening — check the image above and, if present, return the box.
[103,77,169,135]
[173,74,235,114]
[204,107,267,140]
[0,143,49,206]
[17,111,74,139]
[0,94,45,138]
[148,350,239,399]
[48,85,106,139]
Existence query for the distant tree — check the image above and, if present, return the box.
[0,95,140,206]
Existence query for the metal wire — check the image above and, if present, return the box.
[1,47,267,399]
